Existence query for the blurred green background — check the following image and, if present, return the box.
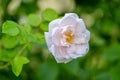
[0,0,120,80]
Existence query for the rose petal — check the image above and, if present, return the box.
[67,44,83,59]
[75,44,89,55]
[65,13,79,19]
[60,14,78,26]
[51,45,72,63]
[54,53,72,63]
[76,19,86,32]
[66,44,76,54]
[69,53,82,59]
[49,19,60,33]
[74,33,87,44]
[52,27,61,46]
[44,32,52,50]
[85,30,90,41]
[49,45,70,63]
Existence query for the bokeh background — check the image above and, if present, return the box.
[0,0,120,80]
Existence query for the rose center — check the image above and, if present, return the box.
[64,30,74,44]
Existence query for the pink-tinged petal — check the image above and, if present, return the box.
[51,45,72,63]
[44,32,52,51]
[51,27,61,46]
[66,44,76,54]
[85,30,90,41]
[59,14,78,26]
[49,19,61,32]
[67,44,83,59]
[49,45,55,56]
[55,56,73,63]
[65,13,79,19]
[69,53,83,59]
[49,45,70,63]
[76,19,86,32]
[74,33,87,44]
[75,44,89,55]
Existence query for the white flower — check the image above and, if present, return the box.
[45,13,90,63]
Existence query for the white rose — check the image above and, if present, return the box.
[45,13,90,63]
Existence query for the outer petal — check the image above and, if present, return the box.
[51,45,72,63]
[59,13,78,26]
[44,32,52,51]
[67,44,84,59]
[76,19,86,32]
[74,33,87,44]
[85,30,90,41]
[55,54,72,63]
[66,44,76,54]
[52,27,61,46]
[75,44,89,55]
[65,13,79,19]
[49,19,61,33]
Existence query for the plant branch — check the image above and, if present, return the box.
[0,62,11,69]
[0,41,30,70]
[17,41,30,57]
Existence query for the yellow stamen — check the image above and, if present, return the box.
[64,30,74,44]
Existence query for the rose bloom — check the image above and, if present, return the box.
[45,13,90,63]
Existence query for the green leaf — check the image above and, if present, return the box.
[79,69,91,80]
[95,72,111,80]
[102,44,120,61]
[0,47,2,60]
[27,32,46,44]
[2,35,18,49]
[0,49,17,62]
[101,21,115,35]
[0,24,2,38]
[28,14,41,27]
[12,56,29,77]
[63,59,79,75]
[92,36,105,46]
[2,21,20,36]
[115,8,120,23]
[22,0,34,3]
[35,33,46,44]
[36,61,58,80]
[40,21,49,32]
[42,8,58,21]
[18,26,29,44]
[23,23,31,34]
[18,25,39,44]
[110,63,120,80]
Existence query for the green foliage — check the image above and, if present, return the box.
[2,21,20,36]
[110,63,120,80]
[115,8,120,23]
[102,44,120,61]
[36,61,59,80]
[28,14,41,27]
[63,59,79,75]
[40,21,49,32]
[18,25,31,44]
[11,56,29,77]
[2,35,18,49]
[42,8,58,21]
[0,49,17,62]
[35,33,46,44]
[0,11,47,77]
[23,23,32,34]
[95,72,110,80]
[0,0,120,80]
